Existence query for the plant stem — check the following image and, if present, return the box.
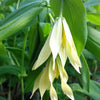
[49,13,54,23]
[16,0,20,9]
[8,80,11,100]
[21,32,28,100]
[60,0,63,17]
[21,78,24,100]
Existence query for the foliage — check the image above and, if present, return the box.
[0,0,100,100]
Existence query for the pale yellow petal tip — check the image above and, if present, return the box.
[32,66,36,70]
[30,90,35,99]
[61,79,75,100]
[79,62,82,68]
[32,63,39,70]
[50,85,58,100]
[76,68,81,74]
[30,94,33,99]
[78,59,82,68]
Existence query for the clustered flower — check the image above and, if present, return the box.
[30,17,82,100]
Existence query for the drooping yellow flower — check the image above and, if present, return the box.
[31,56,74,100]
[31,17,82,100]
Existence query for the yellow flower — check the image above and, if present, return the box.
[31,56,74,100]
[31,17,82,100]
[32,17,81,73]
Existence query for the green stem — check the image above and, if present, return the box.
[16,0,20,9]
[21,32,28,100]
[21,78,24,100]
[60,0,63,17]
[49,13,54,23]
[8,80,11,100]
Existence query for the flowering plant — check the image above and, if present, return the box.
[0,0,100,100]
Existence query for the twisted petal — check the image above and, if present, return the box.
[49,18,62,68]
[66,40,81,73]
[63,18,81,73]
[39,63,50,98]
[63,18,78,53]
[49,57,57,83]
[62,18,74,47]
[61,79,74,100]
[56,56,68,82]
[50,84,58,100]
[32,34,51,70]
[59,26,67,67]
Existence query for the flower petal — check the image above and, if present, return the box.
[50,84,58,100]
[49,57,57,83]
[62,18,73,47]
[61,79,74,100]
[49,18,62,66]
[63,18,80,59]
[59,27,67,67]
[56,56,68,82]
[32,34,51,70]
[66,40,81,73]
[30,72,43,99]
[62,18,81,73]
[39,63,50,98]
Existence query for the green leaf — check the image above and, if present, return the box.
[82,49,96,60]
[86,26,100,60]
[39,8,49,22]
[39,22,51,37]
[74,93,87,100]
[39,22,51,41]
[76,54,90,91]
[0,76,6,85]
[84,0,100,7]
[0,2,43,41]
[93,72,100,80]
[50,0,87,56]
[29,22,38,59]
[1,0,17,7]
[0,96,6,100]
[71,80,100,100]
[87,13,100,26]
[0,13,5,20]
[0,65,21,76]
[0,42,7,56]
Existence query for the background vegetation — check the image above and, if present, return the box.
[0,0,100,100]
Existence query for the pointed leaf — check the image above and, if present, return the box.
[0,65,20,76]
[86,26,100,60]
[76,54,90,91]
[71,80,100,100]
[0,3,43,41]
[87,13,100,26]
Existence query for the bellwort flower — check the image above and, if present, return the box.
[31,17,82,100]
